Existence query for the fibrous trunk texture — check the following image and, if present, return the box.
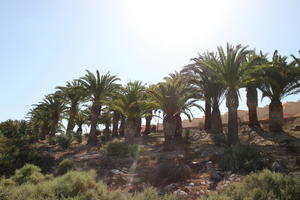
[119,117,125,137]
[87,103,101,146]
[246,87,260,128]
[204,98,212,131]
[269,98,283,132]
[112,111,120,137]
[125,117,136,144]
[174,114,183,138]
[143,111,153,135]
[211,100,223,134]
[226,88,239,146]
[66,104,78,136]
[163,114,177,150]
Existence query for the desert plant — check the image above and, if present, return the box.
[57,159,75,175]
[11,164,44,185]
[219,144,271,173]
[204,169,300,200]
[47,136,57,145]
[107,142,129,157]
[56,134,72,150]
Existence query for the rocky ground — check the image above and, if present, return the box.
[34,118,300,200]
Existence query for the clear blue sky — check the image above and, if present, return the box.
[0,0,299,121]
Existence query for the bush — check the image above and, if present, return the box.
[107,142,129,157]
[56,135,72,150]
[205,169,300,200]
[73,132,82,143]
[154,158,192,184]
[0,136,55,177]
[128,144,142,159]
[107,142,142,159]
[211,133,226,146]
[219,144,271,174]
[11,164,44,185]
[47,137,57,145]
[183,129,192,144]
[57,159,75,175]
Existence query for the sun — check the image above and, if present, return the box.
[119,0,234,48]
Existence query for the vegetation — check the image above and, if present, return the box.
[57,159,75,175]
[204,170,300,200]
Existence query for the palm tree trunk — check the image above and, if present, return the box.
[269,98,283,132]
[49,115,59,136]
[135,117,142,137]
[226,88,239,146]
[204,98,212,131]
[246,87,260,128]
[211,100,223,134]
[119,116,125,137]
[174,114,183,138]
[87,103,101,145]
[76,124,82,135]
[66,104,78,136]
[125,117,136,144]
[143,111,152,135]
[163,114,177,150]
[112,111,120,137]
[40,123,48,140]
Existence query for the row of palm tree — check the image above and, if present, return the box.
[26,43,300,149]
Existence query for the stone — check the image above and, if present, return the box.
[206,161,222,181]
[188,182,195,186]
[163,183,177,192]
[293,125,300,131]
[174,189,188,199]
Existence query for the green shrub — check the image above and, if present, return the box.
[205,169,300,200]
[56,135,72,150]
[73,132,82,143]
[219,144,271,174]
[0,169,176,200]
[47,137,57,145]
[107,142,129,157]
[128,144,142,159]
[211,133,226,146]
[11,164,44,185]
[0,136,54,177]
[57,159,75,175]
[183,129,192,144]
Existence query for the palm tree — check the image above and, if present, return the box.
[113,81,146,144]
[149,73,201,149]
[36,93,67,136]
[56,80,86,136]
[182,64,211,131]
[99,108,112,136]
[75,109,89,135]
[27,107,51,139]
[251,51,300,132]
[79,70,120,145]
[196,44,251,146]
[182,61,225,133]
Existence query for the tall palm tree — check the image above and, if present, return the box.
[99,108,112,136]
[149,73,201,149]
[79,70,120,145]
[243,51,268,129]
[113,81,146,144]
[251,51,300,132]
[182,61,225,133]
[56,80,86,135]
[27,107,51,139]
[196,44,251,146]
[36,93,67,136]
[182,64,211,131]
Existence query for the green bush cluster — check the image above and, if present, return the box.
[57,159,75,175]
[204,169,300,200]
[47,137,57,145]
[107,142,142,159]
[56,135,72,150]
[0,165,176,200]
[0,136,54,177]
[219,144,271,173]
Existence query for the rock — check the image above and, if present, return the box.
[163,183,177,192]
[293,125,300,131]
[188,182,194,186]
[206,161,222,181]
[272,161,287,173]
[174,189,188,199]
[111,169,123,175]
